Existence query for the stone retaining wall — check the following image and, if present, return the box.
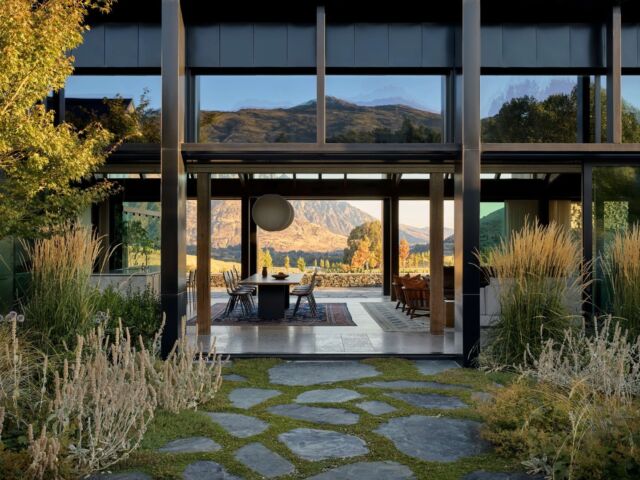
[209,272,382,288]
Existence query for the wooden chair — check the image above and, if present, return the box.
[222,271,254,317]
[292,269,319,317]
[403,283,431,319]
[392,275,407,311]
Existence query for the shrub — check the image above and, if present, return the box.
[479,221,587,368]
[95,286,162,342]
[601,224,640,339]
[22,226,103,347]
[481,318,640,480]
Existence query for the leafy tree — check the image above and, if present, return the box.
[123,219,156,268]
[329,117,441,143]
[262,248,273,268]
[313,259,317,267]
[319,258,325,269]
[399,238,410,268]
[296,257,306,272]
[0,0,116,239]
[344,220,382,268]
[351,236,372,270]
[284,255,290,270]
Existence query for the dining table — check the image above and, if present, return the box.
[238,273,304,320]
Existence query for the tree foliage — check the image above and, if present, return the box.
[343,220,382,269]
[0,0,115,239]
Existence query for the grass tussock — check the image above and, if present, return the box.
[23,225,103,346]
[602,224,640,339]
[479,221,587,368]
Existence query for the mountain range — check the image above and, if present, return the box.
[198,96,442,143]
[185,200,453,254]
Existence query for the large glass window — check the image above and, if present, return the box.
[64,75,161,143]
[621,76,640,143]
[121,202,161,270]
[326,75,443,143]
[197,76,316,143]
[481,75,578,142]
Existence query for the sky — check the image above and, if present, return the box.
[348,200,456,230]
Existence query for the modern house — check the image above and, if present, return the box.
[2,0,640,365]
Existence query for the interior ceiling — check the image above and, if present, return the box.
[87,0,632,25]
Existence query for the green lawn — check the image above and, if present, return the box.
[112,358,520,480]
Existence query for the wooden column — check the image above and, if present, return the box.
[429,173,445,335]
[196,173,211,336]
[249,197,258,276]
[607,5,622,144]
[241,196,251,279]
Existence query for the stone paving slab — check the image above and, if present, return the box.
[278,428,369,461]
[223,374,247,382]
[356,400,397,415]
[269,361,380,386]
[183,461,242,480]
[414,360,460,376]
[375,415,490,462]
[229,388,281,409]
[88,473,152,480]
[295,388,362,404]
[157,436,221,453]
[305,461,415,480]
[268,404,360,425]
[234,442,295,478]
[360,380,471,391]
[386,392,467,410]
[463,472,545,480]
[206,412,269,438]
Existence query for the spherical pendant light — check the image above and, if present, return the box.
[252,194,295,231]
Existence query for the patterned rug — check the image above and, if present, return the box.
[188,302,355,326]
[361,302,429,332]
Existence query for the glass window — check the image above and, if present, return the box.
[326,75,443,143]
[321,173,344,180]
[480,202,506,256]
[481,75,578,142]
[64,75,161,143]
[621,76,640,143]
[346,173,385,179]
[197,75,316,143]
[402,173,430,180]
[121,202,161,270]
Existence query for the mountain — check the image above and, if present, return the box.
[199,96,442,143]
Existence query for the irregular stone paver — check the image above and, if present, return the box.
[223,374,247,382]
[88,473,152,480]
[414,359,460,376]
[386,392,467,410]
[269,361,380,386]
[278,428,368,461]
[356,400,397,415]
[471,391,494,403]
[268,404,360,425]
[183,461,242,480]
[229,388,281,409]
[305,461,415,480]
[360,380,471,391]
[206,412,269,438]
[157,436,221,453]
[235,442,295,478]
[375,415,490,462]
[295,388,362,404]
[463,472,544,480]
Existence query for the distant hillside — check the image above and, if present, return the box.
[199,96,442,143]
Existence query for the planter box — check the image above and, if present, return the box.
[91,267,160,295]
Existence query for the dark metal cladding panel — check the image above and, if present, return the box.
[287,24,315,67]
[105,24,139,67]
[187,25,220,67]
[622,24,639,68]
[254,24,287,67]
[73,24,105,67]
[502,24,537,67]
[220,23,253,67]
[327,24,355,67]
[422,24,454,67]
[570,24,602,68]
[354,24,389,66]
[537,25,571,67]
[481,25,502,67]
[389,24,421,67]
[138,24,161,67]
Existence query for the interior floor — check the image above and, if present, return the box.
[186,289,462,356]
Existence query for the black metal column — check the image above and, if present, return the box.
[581,163,594,319]
[577,76,591,143]
[457,0,482,366]
[607,5,622,144]
[160,0,187,357]
[383,197,398,297]
[249,197,258,276]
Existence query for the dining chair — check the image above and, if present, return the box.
[292,269,319,317]
[222,270,254,317]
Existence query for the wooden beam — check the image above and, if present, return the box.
[429,173,445,335]
[196,173,211,336]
